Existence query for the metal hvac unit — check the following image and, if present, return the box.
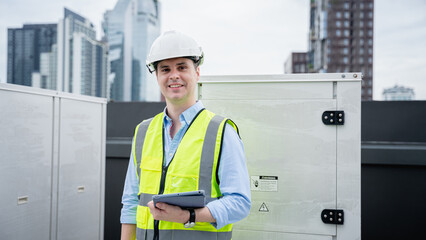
[0,83,106,240]
[198,73,361,240]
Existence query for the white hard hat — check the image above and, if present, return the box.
[146,30,204,73]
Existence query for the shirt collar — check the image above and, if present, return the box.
[163,101,205,125]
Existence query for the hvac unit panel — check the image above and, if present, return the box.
[0,89,53,240]
[0,83,106,240]
[201,99,337,236]
[57,98,103,240]
[198,74,361,240]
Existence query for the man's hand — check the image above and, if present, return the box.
[147,200,190,223]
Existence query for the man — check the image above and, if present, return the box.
[120,30,251,240]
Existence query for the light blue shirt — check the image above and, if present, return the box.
[120,101,251,229]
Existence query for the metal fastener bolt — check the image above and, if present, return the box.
[338,218,342,222]
[324,116,328,120]
[330,119,334,123]
[329,212,333,216]
[339,213,342,217]
[339,119,342,122]
[341,74,346,78]
[353,74,358,78]
[330,113,334,117]
[330,218,333,221]
[339,113,342,117]
[324,214,327,218]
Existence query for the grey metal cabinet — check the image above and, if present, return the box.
[198,73,361,240]
[0,83,106,240]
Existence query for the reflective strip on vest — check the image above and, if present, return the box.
[199,114,224,203]
[134,118,154,180]
[137,228,232,240]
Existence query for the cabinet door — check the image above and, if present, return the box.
[0,90,53,240]
[57,99,103,240]
[201,81,338,238]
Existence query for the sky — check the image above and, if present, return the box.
[0,0,425,100]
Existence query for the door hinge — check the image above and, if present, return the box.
[322,111,344,125]
[321,209,344,225]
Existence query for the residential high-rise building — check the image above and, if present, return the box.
[308,0,374,100]
[7,24,57,87]
[383,85,415,101]
[57,8,109,98]
[103,0,161,102]
[284,52,308,73]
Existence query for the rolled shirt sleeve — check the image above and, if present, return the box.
[120,146,139,224]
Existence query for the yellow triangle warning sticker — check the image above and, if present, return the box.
[259,202,269,212]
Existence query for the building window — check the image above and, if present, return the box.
[336,12,341,18]
[336,21,341,27]
[368,12,373,18]
[368,48,373,54]
[343,48,349,54]
[336,30,341,36]
[368,30,373,36]
[360,39,364,46]
[368,21,373,27]
[344,30,350,37]
[368,57,372,64]
[360,3,364,9]
[344,21,350,27]
[368,39,373,46]
[360,21,364,27]
[368,89,372,95]
[344,12,350,19]
[360,12,364,18]
[343,57,348,64]
[343,39,349,46]
[344,2,350,9]
[360,30,364,37]
[359,57,364,64]
[369,2,373,9]
[360,48,364,55]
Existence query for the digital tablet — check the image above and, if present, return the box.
[152,190,206,208]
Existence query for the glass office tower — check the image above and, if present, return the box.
[104,0,161,101]
[7,24,57,87]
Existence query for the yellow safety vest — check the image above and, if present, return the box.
[132,109,238,240]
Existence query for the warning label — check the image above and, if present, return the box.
[251,176,278,192]
[259,202,269,212]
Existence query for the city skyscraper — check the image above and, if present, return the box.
[7,24,57,87]
[286,0,374,100]
[308,0,374,100]
[103,0,131,101]
[57,8,109,98]
[103,0,161,102]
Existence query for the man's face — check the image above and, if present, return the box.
[156,57,200,106]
